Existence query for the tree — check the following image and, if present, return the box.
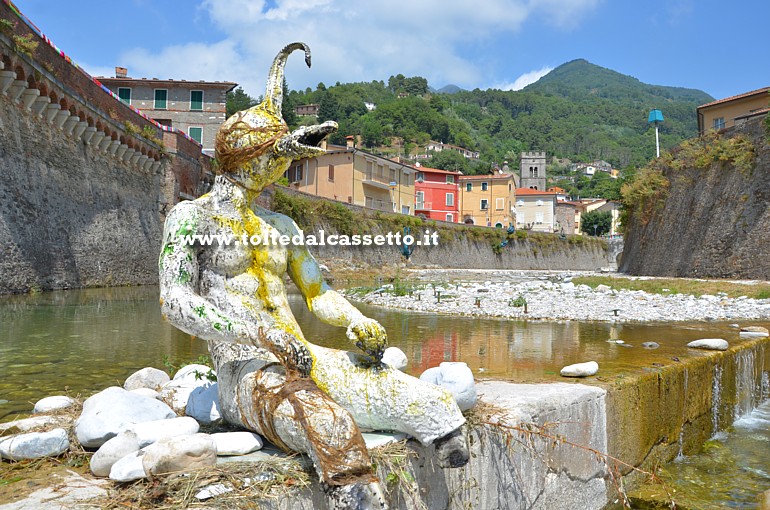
[226,87,258,118]
[580,210,612,236]
[429,149,468,172]
[282,77,297,127]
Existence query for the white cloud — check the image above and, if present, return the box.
[497,66,554,91]
[112,0,600,96]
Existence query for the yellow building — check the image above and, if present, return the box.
[286,142,416,215]
[514,188,557,232]
[458,173,516,227]
[697,87,770,133]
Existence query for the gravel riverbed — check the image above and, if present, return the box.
[343,270,770,323]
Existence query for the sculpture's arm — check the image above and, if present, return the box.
[278,216,387,360]
[158,202,254,344]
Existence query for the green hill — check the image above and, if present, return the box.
[278,59,713,172]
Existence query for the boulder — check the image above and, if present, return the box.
[211,431,263,456]
[161,374,215,413]
[126,416,199,448]
[109,451,146,482]
[381,347,408,371]
[123,367,170,391]
[419,362,477,411]
[90,430,141,477]
[687,339,729,351]
[739,326,770,338]
[141,433,217,476]
[130,388,161,400]
[33,395,76,414]
[560,361,599,378]
[0,415,71,434]
[173,364,215,381]
[75,386,176,448]
[185,383,222,425]
[641,342,660,349]
[0,428,69,460]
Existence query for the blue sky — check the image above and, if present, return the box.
[13,0,769,102]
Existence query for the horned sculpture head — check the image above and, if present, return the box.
[215,42,338,192]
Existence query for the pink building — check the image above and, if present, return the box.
[414,166,462,223]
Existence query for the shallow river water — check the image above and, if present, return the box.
[0,285,768,507]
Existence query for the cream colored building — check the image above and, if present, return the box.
[697,87,770,133]
[287,143,416,215]
[458,174,517,227]
[514,189,557,232]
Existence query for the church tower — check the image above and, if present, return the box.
[519,151,547,190]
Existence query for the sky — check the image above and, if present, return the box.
[12,0,769,102]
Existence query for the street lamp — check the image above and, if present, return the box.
[648,109,664,158]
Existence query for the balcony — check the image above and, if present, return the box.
[363,172,396,190]
[415,201,432,211]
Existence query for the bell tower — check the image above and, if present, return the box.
[520,151,546,190]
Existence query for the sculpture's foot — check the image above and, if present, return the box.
[434,426,469,468]
[323,480,388,510]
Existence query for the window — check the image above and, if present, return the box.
[188,126,202,144]
[446,213,453,222]
[294,165,303,182]
[466,182,472,192]
[517,212,525,224]
[190,90,204,111]
[496,198,504,210]
[154,89,168,109]
[390,168,396,182]
[536,199,544,206]
[416,191,425,208]
[535,212,544,224]
[481,182,488,191]
[328,165,335,181]
[117,87,131,105]
[416,171,424,182]
[480,199,489,210]
[516,200,524,207]
[713,117,725,130]
[446,192,454,206]
[401,205,410,215]
[446,175,455,184]
[377,164,384,178]
[366,161,374,179]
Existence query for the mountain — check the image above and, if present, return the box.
[437,84,463,94]
[524,59,713,105]
[286,62,714,170]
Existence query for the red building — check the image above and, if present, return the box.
[414,166,462,223]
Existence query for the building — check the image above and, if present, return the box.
[597,200,622,236]
[425,141,480,160]
[547,186,569,202]
[458,173,516,227]
[287,141,416,215]
[294,104,319,116]
[414,166,461,223]
[555,201,585,235]
[514,189,557,232]
[697,87,770,134]
[98,68,236,155]
[520,151,547,190]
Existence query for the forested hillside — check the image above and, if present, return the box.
[230,59,712,175]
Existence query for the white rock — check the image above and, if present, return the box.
[0,415,70,433]
[130,388,161,400]
[109,451,146,482]
[173,364,215,382]
[33,395,76,414]
[211,431,263,456]
[419,362,477,411]
[561,282,575,291]
[126,416,200,448]
[560,361,599,378]
[195,483,233,500]
[123,367,170,391]
[739,326,769,338]
[75,386,176,448]
[141,433,217,476]
[90,431,140,477]
[161,371,215,413]
[186,383,222,425]
[0,428,69,460]
[381,347,408,371]
[687,339,729,351]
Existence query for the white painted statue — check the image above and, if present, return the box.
[159,43,468,510]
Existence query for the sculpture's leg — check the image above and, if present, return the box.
[308,344,467,448]
[208,341,387,509]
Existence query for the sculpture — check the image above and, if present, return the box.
[159,43,468,509]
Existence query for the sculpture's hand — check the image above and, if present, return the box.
[263,330,314,377]
[346,317,388,363]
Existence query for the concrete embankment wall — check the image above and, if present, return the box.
[261,186,611,271]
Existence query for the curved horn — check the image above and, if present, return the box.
[264,42,311,117]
